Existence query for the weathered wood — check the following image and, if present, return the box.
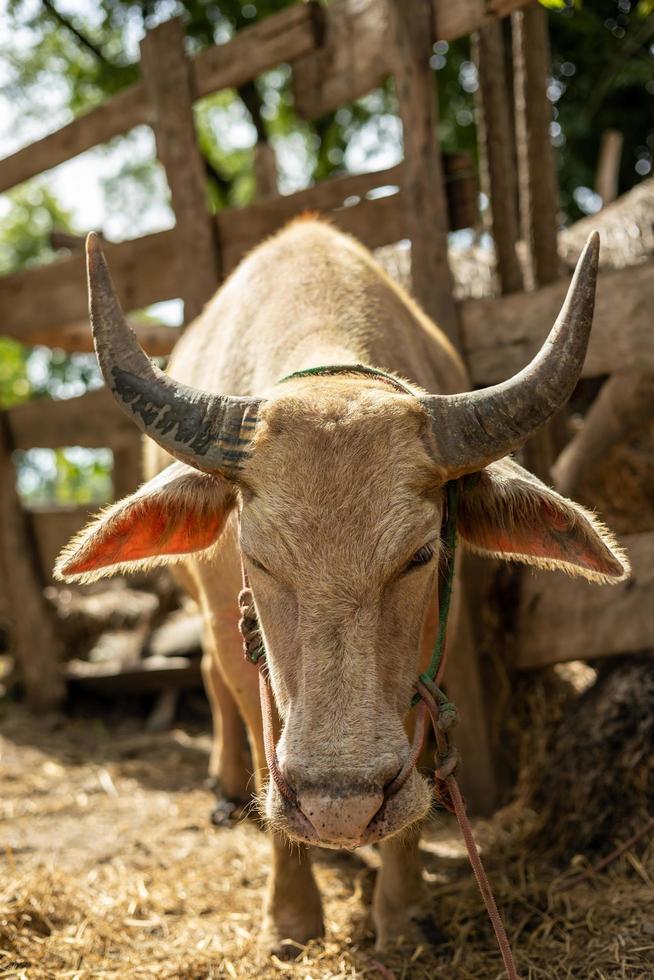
[512,3,559,290]
[552,373,654,498]
[514,533,653,669]
[0,4,321,195]
[141,19,220,322]
[460,257,654,385]
[293,0,534,120]
[0,84,150,194]
[193,2,321,100]
[595,129,623,206]
[474,22,523,294]
[0,156,473,352]
[512,4,560,479]
[253,142,279,201]
[113,439,143,499]
[0,415,65,709]
[30,505,95,580]
[390,0,458,345]
[217,171,408,273]
[8,388,140,451]
[0,229,182,347]
[67,654,202,695]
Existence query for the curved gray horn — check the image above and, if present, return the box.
[422,231,600,477]
[86,233,260,477]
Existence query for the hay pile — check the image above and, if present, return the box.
[2,704,653,979]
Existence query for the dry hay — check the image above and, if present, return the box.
[2,704,653,979]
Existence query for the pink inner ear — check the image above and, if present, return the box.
[65,500,226,575]
[483,500,610,575]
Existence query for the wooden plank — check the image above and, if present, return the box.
[193,2,322,100]
[0,85,150,194]
[293,0,534,120]
[8,388,141,451]
[512,3,559,290]
[141,18,220,322]
[551,372,654,498]
[473,22,523,294]
[17,318,182,357]
[293,0,389,121]
[514,533,653,669]
[30,505,95,580]
[460,257,654,385]
[0,4,321,195]
[435,0,534,40]
[217,164,407,271]
[0,414,65,710]
[67,655,202,695]
[390,0,458,345]
[0,229,181,346]
[217,156,474,271]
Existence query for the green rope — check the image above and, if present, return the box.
[411,478,460,708]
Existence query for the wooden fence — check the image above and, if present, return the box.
[1,0,651,813]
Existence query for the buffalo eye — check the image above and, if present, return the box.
[404,544,434,573]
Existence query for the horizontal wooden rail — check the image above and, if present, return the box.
[0,229,182,349]
[0,0,527,193]
[459,256,654,384]
[0,4,321,194]
[514,532,653,669]
[293,0,534,119]
[8,388,139,450]
[0,157,474,352]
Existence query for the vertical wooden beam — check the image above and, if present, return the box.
[0,414,64,711]
[253,141,279,201]
[512,3,560,480]
[512,3,559,291]
[112,438,142,500]
[473,23,523,295]
[595,129,623,206]
[390,0,458,347]
[140,18,220,324]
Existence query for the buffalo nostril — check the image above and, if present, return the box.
[297,790,384,843]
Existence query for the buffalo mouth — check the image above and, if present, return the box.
[266,768,432,850]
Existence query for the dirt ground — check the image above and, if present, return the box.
[1,703,653,980]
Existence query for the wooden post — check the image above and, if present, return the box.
[253,141,279,201]
[112,437,142,500]
[512,3,560,480]
[595,129,623,206]
[512,3,559,290]
[140,18,220,324]
[390,1,495,814]
[0,413,65,711]
[473,23,523,295]
[390,0,458,346]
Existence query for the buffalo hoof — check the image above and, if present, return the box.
[259,913,325,960]
[207,777,248,826]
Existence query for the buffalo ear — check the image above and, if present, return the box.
[456,457,629,583]
[55,462,236,584]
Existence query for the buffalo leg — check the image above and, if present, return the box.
[373,835,425,949]
[201,643,251,807]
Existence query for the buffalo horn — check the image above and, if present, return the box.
[86,233,260,477]
[421,231,600,476]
